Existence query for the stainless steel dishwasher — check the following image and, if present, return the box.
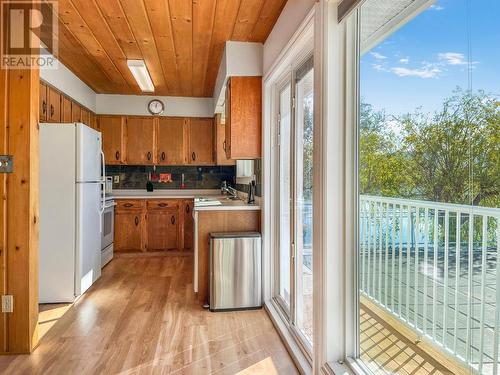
[209,232,262,311]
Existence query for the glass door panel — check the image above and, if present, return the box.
[278,82,292,311]
[294,63,314,345]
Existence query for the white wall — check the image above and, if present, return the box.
[40,53,97,112]
[263,0,316,76]
[96,95,215,118]
[213,41,263,113]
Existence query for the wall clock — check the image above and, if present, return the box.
[148,99,165,115]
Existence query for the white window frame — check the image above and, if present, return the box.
[262,6,317,374]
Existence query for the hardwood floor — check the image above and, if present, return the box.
[0,255,298,375]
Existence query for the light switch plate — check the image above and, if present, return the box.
[2,295,13,313]
[0,155,13,173]
[113,175,119,183]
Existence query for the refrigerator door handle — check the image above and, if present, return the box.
[99,150,106,233]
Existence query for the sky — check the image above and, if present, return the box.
[360,0,500,116]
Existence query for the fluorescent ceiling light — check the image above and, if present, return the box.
[127,60,154,92]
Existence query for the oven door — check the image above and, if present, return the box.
[101,205,114,250]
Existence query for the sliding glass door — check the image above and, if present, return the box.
[275,56,314,352]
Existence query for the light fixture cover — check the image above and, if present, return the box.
[127,60,155,92]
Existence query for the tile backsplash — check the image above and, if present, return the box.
[106,165,235,190]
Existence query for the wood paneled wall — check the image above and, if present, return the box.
[0,2,40,353]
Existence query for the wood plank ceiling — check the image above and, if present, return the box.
[51,0,288,97]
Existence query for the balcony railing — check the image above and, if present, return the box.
[359,195,500,374]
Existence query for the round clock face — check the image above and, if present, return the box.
[148,99,164,115]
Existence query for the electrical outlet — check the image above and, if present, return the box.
[2,295,13,313]
[113,175,120,183]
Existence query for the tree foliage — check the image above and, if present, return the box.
[359,89,500,207]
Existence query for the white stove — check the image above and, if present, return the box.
[101,196,115,267]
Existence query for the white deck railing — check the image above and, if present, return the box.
[359,195,500,374]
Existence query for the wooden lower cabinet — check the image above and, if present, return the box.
[182,200,194,250]
[115,198,192,252]
[146,209,179,251]
[114,210,145,252]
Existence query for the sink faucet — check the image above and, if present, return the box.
[221,181,238,199]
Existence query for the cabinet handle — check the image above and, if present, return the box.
[161,152,166,161]
[186,204,190,214]
[147,152,152,161]
[171,215,175,225]
[50,104,54,117]
[158,203,168,207]
[42,101,47,114]
[135,216,139,226]
[115,151,120,160]
[191,152,196,161]
[124,203,133,208]
[223,140,226,151]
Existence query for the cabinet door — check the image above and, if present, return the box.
[100,116,124,164]
[215,114,235,165]
[61,96,72,122]
[72,102,81,122]
[90,113,99,130]
[40,82,48,122]
[165,211,179,249]
[157,117,186,165]
[226,76,262,159]
[81,108,90,126]
[188,118,213,165]
[183,200,194,250]
[147,210,179,251]
[225,80,231,159]
[114,211,144,252]
[48,86,61,122]
[125,117,155,165]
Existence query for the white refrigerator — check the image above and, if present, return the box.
[40,123,104,303]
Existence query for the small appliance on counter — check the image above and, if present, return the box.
[105,176,113,193]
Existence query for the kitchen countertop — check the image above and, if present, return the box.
[110,189,260,211]
[110,189,221,199]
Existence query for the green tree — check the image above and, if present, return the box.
[400,89,500,206]
[359,89,500,208]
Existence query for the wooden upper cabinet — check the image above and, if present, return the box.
[61,96,72,122]
[157,117,186,165]
[125,117,156,165]
[215,114,235,166]
[40,82,48,122]
[71,102,81,123]
[225,76,262,159]
[81,108,90,126]
[90,113,99,131]
[100,116,124,164]
[188,118,214,165]
[47,86,61,122]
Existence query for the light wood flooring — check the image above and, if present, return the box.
[0,254,298,375]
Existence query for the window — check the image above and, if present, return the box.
[275,55,315,352]
[353,0,500,374]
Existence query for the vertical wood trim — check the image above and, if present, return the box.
[0,0,40,352]
[0,52,7,354]
[5,68,40,353]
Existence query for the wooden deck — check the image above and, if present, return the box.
[0,254,298,375]
[360,297,469,375]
